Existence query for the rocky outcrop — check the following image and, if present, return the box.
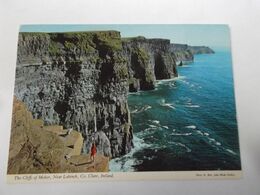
[123,36,178,91]
[14,31,178,159]
[188,45,215,55]
[8,98,109,174]
[170,44,194,64]
[15,31,132,158]
[170,43,214,65]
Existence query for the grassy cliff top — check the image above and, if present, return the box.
[18,30,123,56]
[19,30,121,37]
[122,36,170,43]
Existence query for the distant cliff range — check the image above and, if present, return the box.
[170,43,214,65]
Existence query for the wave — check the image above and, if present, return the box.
[136,127,157,137]
[208,138,216,142]
[130,109,138,113]
[196,130,204,135]
[185,105,200,108]
[194,129,223,148]
[148,120,160,124]
[148,120,170,130]
[128,92,141,95]
[109,135,151,172]
[168,141,192,152]
[164,103,176,109]
[195,129,210,137]
[143,155,156,161]
[170,132,192,136]
[156,76,186,85]
[185,125,196,129]
[131,105,152,114]
[159,99,176,110]
[225,149,237,155]
[167,82,176,88]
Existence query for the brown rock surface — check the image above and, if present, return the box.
[7,97,109,174]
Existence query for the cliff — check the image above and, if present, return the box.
[15,31,132,158]
[8,98,109,174]
[170,43,214,64]
[14,31,178,161]
[188,45,215,55]
[123,36,178,92]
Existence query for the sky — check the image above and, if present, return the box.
[20,24,231,49]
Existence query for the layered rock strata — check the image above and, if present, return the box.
[123,36,178,92]
[14,31,179,159]
[8,98,109,174]
[15,31,132,158]
[170,43,214,65]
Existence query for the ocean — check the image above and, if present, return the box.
[110,49,241,172]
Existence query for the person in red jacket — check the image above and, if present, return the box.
[90,142,97,163]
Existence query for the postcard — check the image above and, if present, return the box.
[7,25,241,183]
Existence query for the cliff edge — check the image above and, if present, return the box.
[8,97,109,174]
[14,31,178,159]
[123,36,178,92]
[170,43,214,64]
[15,31,132,158]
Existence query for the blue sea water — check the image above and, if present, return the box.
[110,49,241,171]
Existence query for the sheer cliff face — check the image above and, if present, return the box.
[14,32,178,159]
[170,43,214,64]
[15,31,132,158]
[170,44,194,64]
[123,37,178,92]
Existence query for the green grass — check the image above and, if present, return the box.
[19,31,123,56]
[133,47,149,67]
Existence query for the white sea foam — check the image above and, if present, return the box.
[146,127,156,131]
[196,130,204,135]
[209,138,216,142]
[144,155,156,160]
[180,65,190,68]
[156,76,186,85]
[168,141,191,152]
[225,149,237,155]
[185,105,200,108]
[137,128,156,136]
[149,120,160,124]
[148,124,157,128]
[109,135,151,172]
[129,92,141,95]
[185,125,196,129]
[170,132,192,136]
[143,105,152,111]
[162,125,169,129]
[131,109,138,114]
[131,105,152,114]
[159,99,176,110]
[168,83,176,88]
[164,103,176,109]
[207,137,222,147]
